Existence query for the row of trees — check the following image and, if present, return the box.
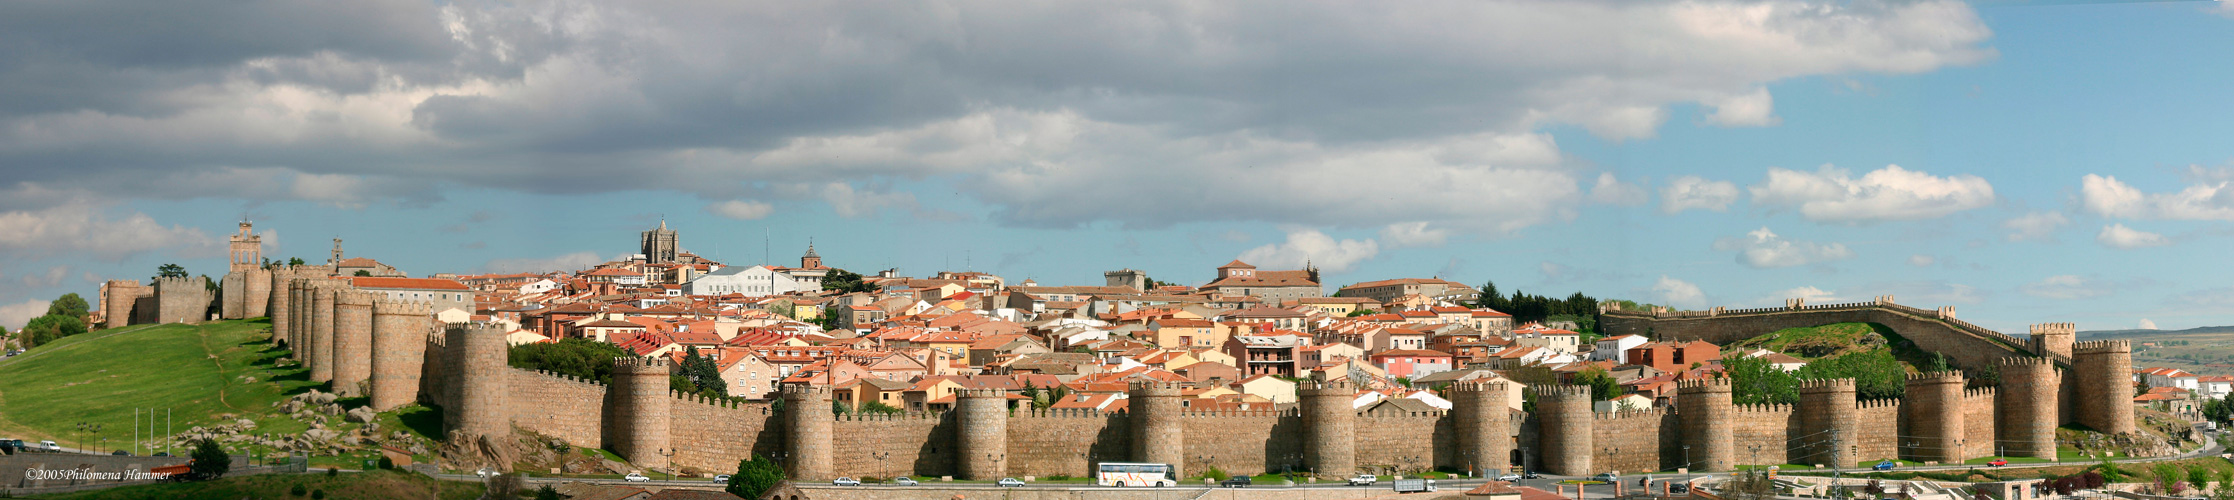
[1472,281,1601,330]
[15,293,90,349]
[1723,349,1913,404]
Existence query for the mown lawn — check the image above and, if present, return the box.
[24,468,484,500]
[0,319,320,455]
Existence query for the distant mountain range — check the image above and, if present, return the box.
[2080,326,2234,338]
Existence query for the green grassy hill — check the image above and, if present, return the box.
[24,468,484,500]
[1727,322,1891,360]
[0,319,442,469]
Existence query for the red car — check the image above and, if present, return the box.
[1987,459,2008,467]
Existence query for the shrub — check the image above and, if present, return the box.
[310,490,326,500]
[1200,466,1230,481]
[189,438,231,480]
[326,467,338,477]
[536,485,562,500]
[726,454,786,499]
[289,483,307,496]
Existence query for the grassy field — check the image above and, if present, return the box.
[0,319,445,470]
[22,468,485,500]
[1729,323,1890,360]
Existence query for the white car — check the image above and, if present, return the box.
[713,474,731,482]
[997,478,1026,487]
[623,472,650,482]
[1349,474,1377,486]
[476,467,495,478]
[832,477,862,486]
[39,440,58,452]
[893,477,919,486]
[1497,473,1522,482]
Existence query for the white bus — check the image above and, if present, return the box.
[1097,462,1176,487]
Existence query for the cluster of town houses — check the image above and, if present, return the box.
[320,221,1883,418]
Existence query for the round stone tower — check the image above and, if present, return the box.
[782,385,835,481]
[286,279,307,352]
[1535,385,1594,476]
[220,272,247,320]
[331,289,375,397]
[444,322,510,441]
[1677,376,1735,472]
[1450,380,1512,476]
[1797,378,1858,467]
[308,284,338,383]
[956,388,1010,480]
[1902,371,1965,463]
[607,356,673,469]
[1129,381,1185,478]
[267,269,294,345]
[1996,356,2059,459]
[2073,340,2135,434]
[370,299,432,411]
[243,268,271,318]
[1301,377,1358,477]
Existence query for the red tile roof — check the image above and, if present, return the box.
[348,277,470,290]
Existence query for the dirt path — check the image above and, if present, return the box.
[192,323,241,411]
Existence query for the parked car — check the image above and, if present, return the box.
[712,474,730,482]
[111,450,129,456]
[997,478,1025,487]
[1497,473,1521,481]
[832,477,861,486]
[1219,476,1252,488]
[623,473,650,482]
[1873,461,1897,471]
[153,452,171,457]
[894,477,920,486]
[1349,474,1378,486]
[1988,459,2008,467]
[1523,471,1542,479]
[39,441,58,452]
[1671,484,1691,493]
[1590,473,1618,484]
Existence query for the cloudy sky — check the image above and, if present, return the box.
[4,0,2233,333]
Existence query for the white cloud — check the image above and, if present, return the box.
[0,203,218,261]
[484,251,610,274]
[2020,275,2107,300]
[1661,176,1741,214]
[1540,261,1566,279]
[1378,222,1450,248]
[808,183,917,219]
[2096,223,2170,249]
[1237,228,1378,274]
[1588,172,1650,206]
[20,266,69,288]
[1908,254,1935,267]
[0,299,50,332]
[1712,227,1855,268]
[2137,318,2158,330]
[1652,276,1708,309]
[2080,173,2234,221]
[1704,88,1781,127]
[1750,165,1995,222]
[705,200,774,220]
[2002,211,2069,242]
[1769,286,1840,305]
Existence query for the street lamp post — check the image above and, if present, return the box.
[872,451,890,479]
[656,448,677,481]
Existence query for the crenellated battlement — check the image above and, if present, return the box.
[1905,370,1966,385]
[1677,376,1734,393]
[335,288,375,305]
[1535,385,1593,400]
[1857,398,1900,410]
[529,368,609,388]
[372,298,434,316]
[955,388,1009,399]
[1128,380,1188,394]
[781,384,833,398]
[2029,323,2077,335]
[1798,378,1857,392]
[1019,408,1120,419]
[2074,340,2130,354]
[1964,386,1995,399]
[1997,356,2054,367]
[1191,408,1303,418]
[1736,403,1792,413]
[613,356,671,373]
[1593,407,1666,420]
[1449,380,1510,394]
[1298,378,1355,394]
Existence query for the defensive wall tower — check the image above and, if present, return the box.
[154,276,211,325]
[1535,384,1594,476]
[221,272,246,320]
[1450,380,1513,476]
[1129,381,1186,478]
[956,388,1011,480]
[267,269,295,346]
[1996,356,2059,459]
[1797,378,1858,467]
[782,384,835,481]
[2073,340,2135,434]
[1903,371,1966,464]
[331,289,375,397]
[1677,377,1735,472]
[444,322,511,441]
[308,283,339,383]
[242,268,270,318]
[1300,377,1358,477]
[284,279,305,352]
[2030,323,2076,360]
[101,280,143,329]
[607,356,673,469]
[370,299,433,411]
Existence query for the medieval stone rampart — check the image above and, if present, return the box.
[1600,301,2045,373]
[2074,340,2135,434]
[1677,377,1735,471]
[154,276,211,325]
[445,322,510,441]
[1133,380,1187,477]
[1796,378,1856,467]
[370,299,433,411]
[221,272,247,320]
[1902,371,1965,463]
[1996,356,2059,458]
[783,385,835,481]
[1010,410,1126,478]
[267,269,295,346]
[955,388,1009,479]
[1451,381,1512,475]
[331,289,375,397]
[100,280,148,329]
[1299,378,1357,476]
[1535,385,1593,476]
[306,282,339,382]
[242,268,270,318]
[606,356,673,469]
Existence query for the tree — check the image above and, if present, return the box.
[288,257,306,266]
[821,268,876,294]
[155,263,187,279]
[47,293,89,319]
[509,338,633,384]
[189,437,231,480]
[726,454,787,499]
[535,485,563,500]
[859,401,904,414]
[680,347,726,397]
[1022,381,1046,408]
[1572,367,1624,401]
[353,270,372,277]
[1346,309,1376,317]
[1724,469,1776,500]
[21,313,87,348]
[1726,356,1800,405]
